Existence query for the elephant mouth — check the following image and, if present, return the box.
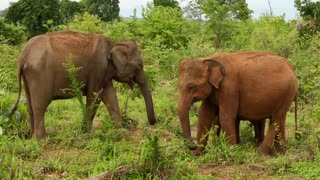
[114,76,134,88]
[127,81,134,90]
[192,96,201,103]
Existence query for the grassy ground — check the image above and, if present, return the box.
[1,81,319,179]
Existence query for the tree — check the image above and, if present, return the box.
[60,0,83,23]
[5,0,60,38]
[81,0,120,22]
[183,0,203,20]
[142,5,187,49]
[197,0,252,48]
[154,0,180,8]
[295,0,320,34]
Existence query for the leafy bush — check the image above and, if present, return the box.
[104,19,137,42]
[5,0,61,38]
[57,12,104,33]
[292,32,320,103]
[141,5,188,49]
[0,92,28,137]
[0,44,20,91]
[248,16,298,58]
[0,20,25,45]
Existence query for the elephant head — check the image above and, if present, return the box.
[177,58,225,142]
[109,41,156,125]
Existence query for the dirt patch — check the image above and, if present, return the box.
[43,171,69,179]
[197,164,270,179]
[196,164,306,179]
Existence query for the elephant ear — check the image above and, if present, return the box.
[204,60,225,89]
[109,44,129,73]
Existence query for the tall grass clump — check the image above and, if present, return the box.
[0,92,28,137]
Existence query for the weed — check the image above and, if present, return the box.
[139,133,163,176]
[0,92,28,137]
[63,57,101,133]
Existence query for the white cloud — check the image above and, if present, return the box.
[119,0,150,17]
[0,0,17,10]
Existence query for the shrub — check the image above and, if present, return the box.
[292,32,320,104]
[0,20,25,45]
[104,18,137,42]
[0,91,28,137]
[248,16,298,58]
[0,44,20,91]
[141,5,188,49]
[57,12,104,33]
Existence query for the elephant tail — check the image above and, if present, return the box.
[294,94,301,140]
[8,62,23,118]
[294,94,298,131]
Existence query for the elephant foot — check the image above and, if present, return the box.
[186,137,198,150]
[193,147,205,156]
[257,146,271,155]
[188,143,198,150]
[274,144,286,155]
[33,131,48,140]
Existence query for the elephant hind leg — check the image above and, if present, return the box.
[27,80,52,140]
[30,93,51,139]
[274,117,287,154]
[258,114,286,155]
[258,118,276,155]
[23,75,34,137]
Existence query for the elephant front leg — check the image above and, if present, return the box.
[81,95,101,133]
[219,106,238,145]
[101,82,122,127]
[194,100,217,156]
[217,91,239,145]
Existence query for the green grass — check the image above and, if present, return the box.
[1,83,319,179]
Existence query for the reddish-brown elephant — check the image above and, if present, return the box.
[177,52,298,155]
[11,31,156,139]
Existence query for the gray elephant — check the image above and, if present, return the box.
[178,52,298,155]
[11,31,156,139]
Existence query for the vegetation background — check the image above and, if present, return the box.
[0,0,320,179]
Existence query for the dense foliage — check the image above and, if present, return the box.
[60,0,83,23]
[81,0,120,22]
[154,0,180,8]
[0,1,320,179]
[4,0,120,38]
[5,0,61,37]
[295,0,320,34]
[0,19,25,45]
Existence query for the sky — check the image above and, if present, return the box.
[0,0,299,20]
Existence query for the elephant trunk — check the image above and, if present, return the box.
[178,94,192,142]
[136,71,156,125]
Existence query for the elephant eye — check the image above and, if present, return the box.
[187,83,197,90]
